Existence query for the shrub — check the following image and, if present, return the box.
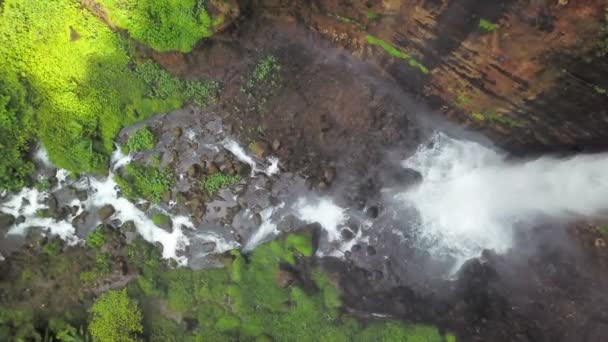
[200,173,241,196]
[126,127,156,153]
[86,228,106,249]
[479,19,498,32]
[116,163,174,203]
[89,289,143,342]
[183,79,220,107]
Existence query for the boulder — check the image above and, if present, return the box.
[187,164,201,178]
[272,139,281,151]
[276,269,295,288]
[97,204,116,221]
[152,214,173,233]
[0,213,15,232]
[249,141,268,158]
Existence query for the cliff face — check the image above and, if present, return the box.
[251,0,608,153]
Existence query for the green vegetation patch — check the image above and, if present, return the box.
[95,0,216,52]
[200,173,241,196]
[89,289,143,342]
[126,127,156,153]
[86,228,106,249]
[79,253,111,285]
[470,111,525,128]
[116,163,174,203]
[479,19,498,32]
[366,35,430,74]
[126,232,455,341]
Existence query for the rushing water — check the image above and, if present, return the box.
[398,132,608,265]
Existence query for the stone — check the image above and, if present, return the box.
[249,141,268,158]
[173,127,183,138]
[187,164,201,178]
[135,201,150,212]
[323,168,336,183]
[97,204,116,221]
[272,139,281,151]
[16,215,26,224]
[0,213,15,231]
[152,214,173,233]
[121,220,136,232]
[72,210,89,228]
[201,241,217,253]
[366,206,379,219]
[366,245,376,256]
[253,213,262,226]
[276,269,295,288]
[316,181,328,192]
[341,228,354,241]
[206,162,219,175]
[75,189,88,202]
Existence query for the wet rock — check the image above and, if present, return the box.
[366,245,376,256]
[70,206,80,216]
[253,213,262,226]
[206,161,219,175]
[316,181,329,192]
[75,189,88,202]
[16,215,26,224]
[72,211,89,228]
[201,241,217,253]
[162,191,172,203]
[187,164,202,178]
[97,204,116,221]
[272,139,281,151]
[45,195,59,214]
[387,168,422,188]
[351,244,362,253]
[249,141,268,158]
[276,269,295,288]
[238,164,252,177]
[121,220,136,233]
[173,127,183,138]
[323,168,336,184]
[366,206,379,219]
[152,214,172,233]
[135,201,150,212]
[341,228,355,241]
[0,213,15,231]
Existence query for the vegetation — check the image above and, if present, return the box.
[200,173,241,196]
[367,11,381,21]
[115,163,174,203]
[80,253,111,285]
[126,127,156,153]
[184,79,221,107]
[479,19,498,32]
[86,228,107,249]
[470,111,525,128]
[366,35,430,74]
[95,0,216,52]
[152,213,172,228]
[89,289,143,342]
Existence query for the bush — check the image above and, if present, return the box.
[126,127,156,153]
[86,228,106,249]
[95,0,216,52]
[116,163,174,203]
[200,173,241,196]
[89,289,143,342]
[183,79,220,107]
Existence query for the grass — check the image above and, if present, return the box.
[366,35,430,74]
[116,163,174,203]
[95,0,215,52]
[126,127,156,153]
[479,19,498,32]
[200,173,241,196]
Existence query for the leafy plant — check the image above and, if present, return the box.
[88,289,143,342]
[79,253,111,285]
[183,79,220,107]
[86,228,106,249]
[126,127,156,153]
[479,19,498,32]
[116,163,174,203]
[200,173,241,196]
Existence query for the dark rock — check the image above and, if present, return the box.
[0,213,15,231]
[135,201,150,212]
[249,141,268,158]
[152,214,172,233]
[70,206,80,216]
[366,245,376,256]
[201,241,216,253]
[323,168,336,183]
[97,204,116,221]
[173,127,183,138]
[75,189,88,201]
[317,181,328,192]
[72,211,89,227]
[366,206,379,219]
[341,228,355,241]
[207,161,219,175]
[121,220,136,232]
[187,164,201,178]
[16,215,26,224]
[276,269,295,288]
[45,195,58,214]
[351,244,362,253]
[253,213,262,226]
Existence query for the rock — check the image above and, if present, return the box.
[201,241,216,253]
[366,245,376,256]
[97,204,116,221]
[253,213,262,226]
[121,220,136,232]
[45,195,58,214]
[316,181,328,192]
[341,228,355,241]
[135,201,150,212]
[75,189,88,202]
[173,127,183,138]
[351,244,362,253]
[16,215,26,224]
[187,164,201,178]
[249,141,268,158]
[206,161,219,175]
[72,210,89,228]
[366,206,379,219]
[276,269,295,288]
[323,168,336,184]
[152,214,172,233]
[0,213,15,231]
[70,206,80,216]
[272,139,281,151]
[162,191,172,203]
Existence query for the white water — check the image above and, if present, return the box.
[398,132,608,264]
[294,197,347,242]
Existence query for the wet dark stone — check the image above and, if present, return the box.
[207,161,219,175]
[97,204,116,221]
[366,206,379,219]
[173,127,183,138]
[253,213,262,226]
[187,164,201,178]
[201,241,216,253]
[366,245,376,256]
[72,211,89,227]
[0,213,15,232]
[351,244,362,253]
[341,228,355,241]
[16,215,26,224]
[323,167,336,183]
[75,189,88,202]
[121,220,136,232]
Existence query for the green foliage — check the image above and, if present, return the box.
[86,228,106,249]
[367,11,381,21]
[254,56,279,83]
[89,289,143,342]
[126,127,156,153]
[183,80,221,107]
[285,233,314,257]
[115,163,174,203]
[135,62,184,100]
[152,214,171,228]
[43,238,64,256]
[598,224,608,235]
[96,0,215,52]
[0,306,40,341]
[0,70,35,191]
[479,19,498,32]
[49,318,90,342]
[0,0,184,175]
[366,35,429,74]
[35,178,52,192]
[354,321,447,342]
[200,173,241,196]
[470,111,525,128]
[79,253,111,285]
[454,94,471,109]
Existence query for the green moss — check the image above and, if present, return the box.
[200,173,241,196]
[115,163,174,203]
[152,214,171,228]
[184,79,221,107]
[34,178,52,192]
[454,94,471,109]
[471,111,525,128]
[0,306,39,341]
[598,224,608,235]
[43,239,63,256]
[96,0,214,52]
[126,127,156,153]
[79,253,111,285]
[285,233,314,257]
[479,19,498,32]
[367,11,381,21]
[86,228,106,249]
[366,35,430,74]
